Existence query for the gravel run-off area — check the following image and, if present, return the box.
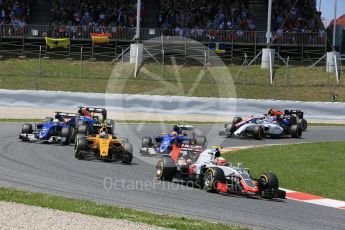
[0,201,167,230]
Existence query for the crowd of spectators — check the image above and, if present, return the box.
[158,0,255,37]
[0,0,30,28]
[50,0,143,38]
[0,0,326,45]
[272,0,325,43]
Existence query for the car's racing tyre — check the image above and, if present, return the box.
[61,126,72,145]
[122,143,133,164]
[77,120,87,127]
[290,124,302,138]
[258,173,279,199]
[299,119,308,131]
[77,125,89,135]
[74,137,88,159]
[104,119,115,126]
[225,124,237,137]
[70,127,77,144]
[142,137,153,147]
[232,116,243,125]
[203,168,226,193]
[195,136,207,147]
[253,126,264,140]
[121,138,129,143]
[156,157,177,181]
[22,123,33,134]
[104,119,115,134]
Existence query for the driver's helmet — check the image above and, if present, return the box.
[216,157,228,166]
[99,127,108,137]
[268,108,273,115]
[170,131,178,138]
[99,131,107,138]
[52,119,60,126]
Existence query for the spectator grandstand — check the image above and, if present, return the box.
[159,0,255,33]
[272,0,323,33]
[49,0,143,37]
[0,0,327,63]
[0,0,31,27]
[271,0,325,44]
[50,0,143,27]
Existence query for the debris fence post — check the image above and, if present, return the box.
[80,46,83,80]
[161,49,164,79]
[285,56,289,86]
[204,50,207,82]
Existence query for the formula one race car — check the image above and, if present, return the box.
[219,116,303,140]
[19,107,108,144]
[19,112,82,144]
[76,107,116,135]
[140,125,207,155]
[156,145,286,199]
[74,124,132,163]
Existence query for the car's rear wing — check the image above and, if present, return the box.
[180,144,204,152]
[177,125,195,130]
[78,107,107,121]
[284,110,304,119]
[55,112,78,118]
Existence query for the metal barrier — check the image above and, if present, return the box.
[0,24,327,47]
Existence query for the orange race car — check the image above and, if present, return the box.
[74,124,132,164]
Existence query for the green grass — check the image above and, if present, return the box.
[222,142,345,201]
[0,58,343,102]
[0,118,45,123]
[0,187,246,230]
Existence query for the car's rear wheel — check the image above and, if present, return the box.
[22,123,33,134]
[156,157,177,181]
[299,119,308,131]
[253,126,264,140]
[77,120,86,126]
[77,125,89,135]
[290,125,302,138]
[232,116,243,125]
[203,168,226,193]
[196,136,207,147]
[104,119,115,134]
[61,127,72,145]
[122,143,133,164]
[142,137,152,147]
[70,127,76,143]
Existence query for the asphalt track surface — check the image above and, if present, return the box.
[1,123,345,230]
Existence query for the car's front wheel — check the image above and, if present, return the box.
[122,143,133,164]
[258,172,279,199]
[253,126,264,140]
[61,126,72,145]
[74,137,88,159]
